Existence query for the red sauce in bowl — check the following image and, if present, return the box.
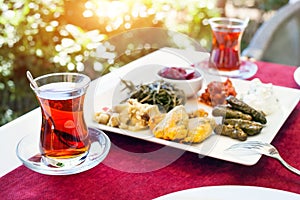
[158,67,200,80]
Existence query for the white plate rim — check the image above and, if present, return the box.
[153,185,300,200]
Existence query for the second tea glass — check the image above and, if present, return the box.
[208,17,248,72]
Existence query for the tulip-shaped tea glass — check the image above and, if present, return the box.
[30,72,91,168]
[206,17,257,78]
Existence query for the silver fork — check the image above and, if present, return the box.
[226,141,300,176]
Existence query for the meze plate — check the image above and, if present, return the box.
[85,49,300,166]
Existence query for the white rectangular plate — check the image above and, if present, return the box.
[84,48,300,166]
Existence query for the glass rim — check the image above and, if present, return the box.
[30,72,91,92]
[208,17,249,29]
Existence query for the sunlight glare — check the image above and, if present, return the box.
[45,25,54,32]
[75,55,83,62]
[76,62,85,71]
[50,20,59,27]
[93,61,103,72]
[61,38,75,48]
[67,62,75,71]
[83,10,93,18]
[124,23,131,29]
[85,1,93,9]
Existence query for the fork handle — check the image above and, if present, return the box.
[275,156,300,176]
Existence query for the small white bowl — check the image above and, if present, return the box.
[157,66,203,98]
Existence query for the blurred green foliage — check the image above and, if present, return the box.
[0,0,220,126]
[0,0,289,126]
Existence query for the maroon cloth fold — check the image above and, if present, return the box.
[250,61,299,88]
[1,61,299,200]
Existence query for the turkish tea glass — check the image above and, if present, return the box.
[208,17,248,71]
[30,72,91,168]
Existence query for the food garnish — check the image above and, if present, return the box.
[121,79,186,112]
[198,78,237,106]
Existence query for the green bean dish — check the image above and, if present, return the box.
[121,79,186,112]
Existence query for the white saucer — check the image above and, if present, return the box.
[199,60,258,79]
[293,67,300,86]
[16,127,111,175]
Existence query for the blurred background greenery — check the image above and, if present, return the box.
[0,0,288,126]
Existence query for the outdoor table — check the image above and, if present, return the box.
[0,48,299,199]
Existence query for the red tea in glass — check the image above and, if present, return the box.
[31,73,91,168]
[208,17,248,71]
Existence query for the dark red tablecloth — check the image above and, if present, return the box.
[1,61,299,200]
